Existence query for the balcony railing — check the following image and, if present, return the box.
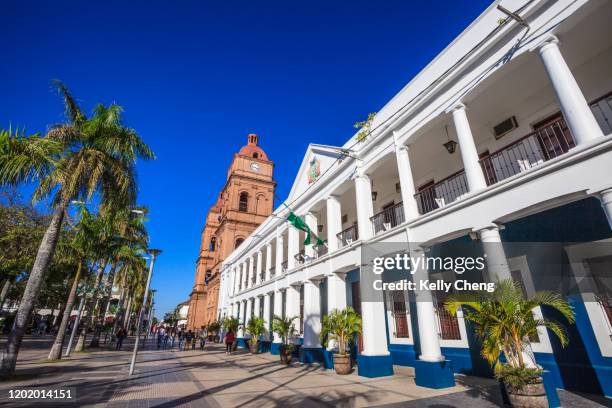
[414,171,469,215]
[315,244,328,258]
[480,117,575,186]
[281,260,288,273]
[269,266,275,278]
[337,224,358,247]
[591,91,612,135]
[371,202,406,235]
[294,250,306,265]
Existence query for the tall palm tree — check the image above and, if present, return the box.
[0,82,154,377]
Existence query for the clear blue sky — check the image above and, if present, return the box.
[2,0,493,318]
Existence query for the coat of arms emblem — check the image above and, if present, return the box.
[307,156,321,184]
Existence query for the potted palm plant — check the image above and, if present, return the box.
[320,307,361,375]
[207,321,221,342]
[272,315,298,365]
[445,279,575,408]
[245,317,265,354]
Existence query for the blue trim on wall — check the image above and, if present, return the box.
[270,342,281,355]
[541,370,561,408]
[300,347,324,364]
[534,352,563,391]
[357,354,394,378]
[414,360,456,389]
[441,347,473,374]
[388,343,417,367]
[236,337,247,349]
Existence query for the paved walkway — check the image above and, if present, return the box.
[0,336,609,407]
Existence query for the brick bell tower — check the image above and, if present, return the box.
[187,133,275,330]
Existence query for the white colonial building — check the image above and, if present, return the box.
[217,0,612,399]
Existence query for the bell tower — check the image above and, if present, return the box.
[187,133,275,330]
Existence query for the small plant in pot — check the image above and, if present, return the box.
[272,315,298,365]
[445,279,575,408]
[320,307,361,375]
[207,321,221,342]
[245,317,265,354]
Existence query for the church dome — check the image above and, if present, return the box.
[238,133,269,161]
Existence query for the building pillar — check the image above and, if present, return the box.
[598,188,612,230]
[238,300,245,339]
[245,298,253,339]
[451,103,487,192]
[395,142,420,220]
[271,290,283,354]
[234,266,241,294]
[256,250,263,285]
[301,280,323,363]
[537,36,603,144]
[326,195,342,252]
[412,247,455,388]
[247,256,255,288]
[285,284,300,322]
[479,225,512,281]
[265,243,273,280]
[276,231,284,274]
[304,212,317,258]
[241,262,247,291]
[354,167,375,240]
[288,223,300,269]
[263,293,271,342]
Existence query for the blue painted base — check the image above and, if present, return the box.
[323,349,334,369]
[270,342,282,355]
[357,354,394,378]
[236,338,247,349]
[414,360,455,389]
[300,347,324,364]
[389,343,417,367]
[541,370,561,408]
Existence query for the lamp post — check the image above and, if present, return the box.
[129,248,161,376]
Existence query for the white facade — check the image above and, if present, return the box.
[216,0,612,393]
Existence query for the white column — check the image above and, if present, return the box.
[326,195,342,252]
[238,300,245,337]
[248,256,255,288]
[254,296,261,320]
[327,274,347,312]
[263,293,271,340]
[304,212,317,258]
[272,290,283,344]
[265,243,273,280]
[241,262,247,291]
[303,280,322,348]
[598,188,612,230]
[452,104,487,192]
[234,266,241,294]
[285,284,300,320]
[412,247,445,362]
[479,225,512,281]
[354,167,375,240]
[395,142,420,220]
[275,231,284,274]
[360,282,391,357]
[245,298,253,337]
[288,223,300,269]
[538,36,603,144]
[256,250,263,285]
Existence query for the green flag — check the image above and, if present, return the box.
[284,204,325,247]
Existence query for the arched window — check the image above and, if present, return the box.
[235,238,244,248]
[238,192,249,212]
[209,237,216,252]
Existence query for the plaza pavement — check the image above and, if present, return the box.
[0,336,609,407]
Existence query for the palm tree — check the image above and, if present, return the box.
[444,279,575,369]
[0,82,154,377]
[245,317,265,353]
[320,307,361,355]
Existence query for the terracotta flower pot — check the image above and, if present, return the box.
[249,341,259,354]
[505,381,548,408]
[333,353,351,375]
[280,346,293,365]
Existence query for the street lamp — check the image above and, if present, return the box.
[129,248,162,376]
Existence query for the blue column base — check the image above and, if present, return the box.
[414,359,455,389]
[300,347,324,364]
[236,337,248,349]
[541,370,561,408]
[323,349,334,369]
[357,354,394,378]
[270,342,282,355]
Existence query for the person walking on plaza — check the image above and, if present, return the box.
[191,331,197,350]
[116,327,127,350]
[199,330,206,351]
[224,329,235,354]
[170,328,176,348]
[157,326,166,350]
[185,330,193,351]
[178,329,184,350]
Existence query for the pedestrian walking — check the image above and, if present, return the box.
[185,330,193,351]
[116,327,127,350]
[225,329,235,354]
[178,330,184,350]
[199,330,206,351]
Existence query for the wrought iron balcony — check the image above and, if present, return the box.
[337,224,358,248]
[269,266,275,278]
[414,171,469,215]
[281,260,288,273]
[315,244,328,258]
[371,202,405,235]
